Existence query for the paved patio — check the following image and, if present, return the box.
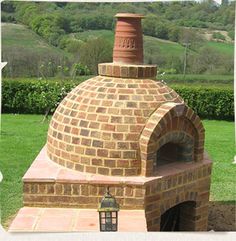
[8,207,147,232]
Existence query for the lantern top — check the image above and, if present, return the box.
[98,187,120,212]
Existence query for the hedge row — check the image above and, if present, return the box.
[2,79,234,120]
[171,85,234,120]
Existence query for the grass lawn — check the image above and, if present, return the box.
[0,114,235,228]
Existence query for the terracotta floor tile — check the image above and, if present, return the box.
[74,217,99,231]
[78,209,99,218]
[9,207,147,232]
[9,216,36,231]
[43,208,78,217]
[35,215,73,232]
[17,207,41,216]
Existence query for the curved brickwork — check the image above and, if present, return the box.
[140,103,205,176]
[47,76,183,176]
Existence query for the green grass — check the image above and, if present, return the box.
[0,114,235,227]
[2,23,69,57]
[206,41,234,56]
[204,120,235,202]
[0,114,49,227]
[144,35,185,57]
[73,29,115,45]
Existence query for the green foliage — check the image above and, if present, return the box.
[157,73,233,85]
[30,14,66,46]
[1,2,234,77]
[228,30,234,40]
[7,1,235,46]
[212,32,226,41]
[2,1,15,13]
[188,46,234,75]
[2,79,76,114]
[172,85,233,120]
[70,63,91,78]
[2,23,71,78]
[2,79,234,120]
[79,37,112,74]
[178,28,205,50]
[1,12,16,23]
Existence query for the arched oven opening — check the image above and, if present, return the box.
[154,132,194,170]
[156,142,193,167]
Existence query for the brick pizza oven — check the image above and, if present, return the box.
[22,13,212,231]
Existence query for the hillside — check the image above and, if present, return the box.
[72,29,234,54]
[2,23,69,56]
[1,1,234,77]
[2,23,72,77]
[72,29,234,63]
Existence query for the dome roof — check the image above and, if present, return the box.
[47,73,183,176]
[46,13,183,177]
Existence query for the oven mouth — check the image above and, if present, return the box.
[153,132,194,170]
[156,142,193,166]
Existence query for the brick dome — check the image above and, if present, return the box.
[46,64,183,176]
[46,13,184,177]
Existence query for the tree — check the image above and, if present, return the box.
[222,0,229,6]
[79,37,112,74]
[168,25,180,42]
[178,28,205,50]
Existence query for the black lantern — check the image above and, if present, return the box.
[98,187,120,232]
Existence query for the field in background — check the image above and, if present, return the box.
[2,23,71,78]
[73,29,234,57]
[2,23,68,57]
[2,23,234,79]
[0,114,234,228]
[156,74,234,86]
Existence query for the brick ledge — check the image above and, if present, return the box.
[23,145,212,185]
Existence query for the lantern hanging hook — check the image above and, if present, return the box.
[106,186,110,195]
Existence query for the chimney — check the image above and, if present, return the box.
[113,13,144,65]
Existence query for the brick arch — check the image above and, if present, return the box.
[139,102,205,176]
[159,193,198,217]
[145,189,200,231]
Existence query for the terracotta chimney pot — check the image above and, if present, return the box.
[113,13,144,65]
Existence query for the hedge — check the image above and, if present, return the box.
[2,79,234,120]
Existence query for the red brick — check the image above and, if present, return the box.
[97,149,108,157]
[111,168,123,176]
[98,167,109,175]
[104,159,116,167]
